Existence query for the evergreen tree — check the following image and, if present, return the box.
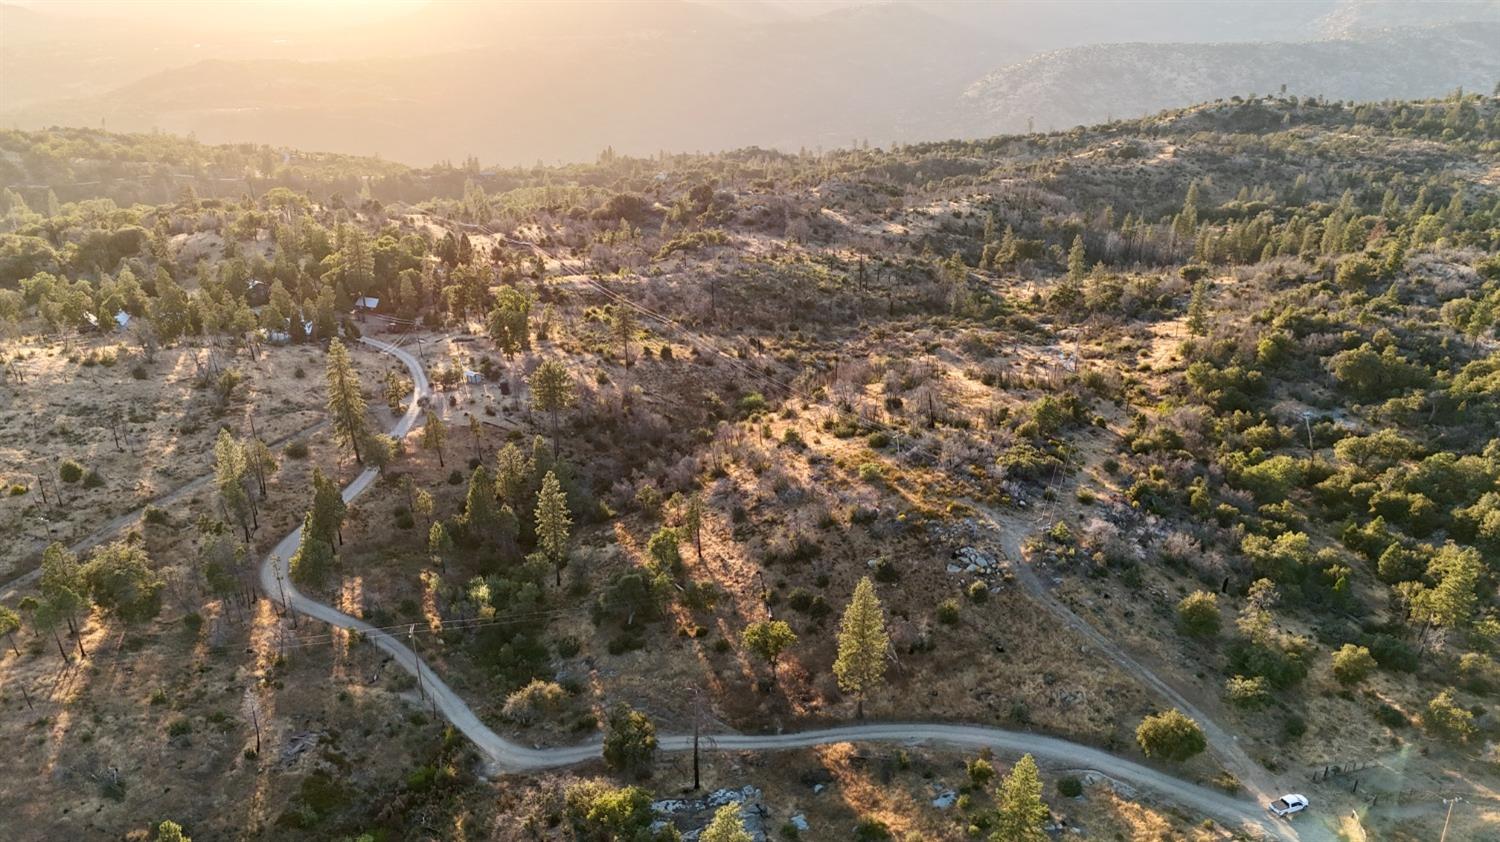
[309,467,348,551]
[421,411,446,467]
[82,541,162,626]
[1185,278,1210,336]
[0,605,20,656]
[428,521,453,572]
[683,494,704,562]
[325,338,368,463]
[462,465,505,543]
[39,542,88,655]
[612,304,638,365]
[700,804,753,842]
[214,429,255,541]
[992,754,1048,842]
[834,576,890,718]
[1067,235,1087,281]
[529,359,575,460]
[535,469,572,587]
[494,441,532,510]
[291,512,334,586]
[602,703,657,778]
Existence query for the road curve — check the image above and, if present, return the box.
[259,336,1298,841]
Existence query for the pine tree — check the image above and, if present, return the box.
[428,521,453,572]
[535,470,572,587]
[325,338,368,463]
[291,512,334,586]
[529,359,575,460]
[214,429,255,541]
[0,605,20,656]
[494,441,532,509]
[834,576,890,718]
[612,304,638,365]
[1185,278,1209,336]
[992,754,1048,842]
[39,542,88,655]
[700,804,753,842]
[462,465,504,542]
[684,494,704,562]
[309,467,347,551]
[421,411,446,467]
[1067,235,1087,281]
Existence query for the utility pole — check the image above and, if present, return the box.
[409,624,430,711]
[272,554,295,626]
[1439,797,1462,842]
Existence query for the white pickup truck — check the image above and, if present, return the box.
[1268,794,1309,817]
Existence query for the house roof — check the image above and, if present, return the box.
[355,296,380,309]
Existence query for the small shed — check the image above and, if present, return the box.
[463,369,483,384]
[354,296,380,312]
[246,279,270,307]
[113,311,131,330]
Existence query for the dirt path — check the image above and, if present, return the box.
[249,336,1322,842]
[0,416,329,603]
[981,507,1274,798]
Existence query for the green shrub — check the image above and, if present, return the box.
[1225,675,1271,709]
[1331,643,1376,685]
[966,581,989,602]
[82,469,105,489]
[143,505,168,525]
[1176,591,1221,638]
[936,599,960,625]
[1057,776,1083,798]
[854,816,892,841]
[1136,709,1206,762]
[284,441,310,459]
[58,459,84,483]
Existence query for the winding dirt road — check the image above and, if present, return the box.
[259,336,1312,841]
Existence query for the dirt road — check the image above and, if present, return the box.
[246,335,1324,841]
[1,416,328,603]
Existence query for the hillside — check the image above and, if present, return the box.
[962,22,1500,135]
[0,94,1498,841]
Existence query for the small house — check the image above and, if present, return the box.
[354,296,380,312]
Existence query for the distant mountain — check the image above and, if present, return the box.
[1313,0,1500,37]
[1,3,1010,165]
[3,0,1499,165]
[961,23,1500,135]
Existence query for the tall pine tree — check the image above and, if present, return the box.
[834,576,890,718]
[535,470,572,587]
[325,338,368,464]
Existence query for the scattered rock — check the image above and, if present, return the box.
[931,789,958,809]
[789,814,809,832]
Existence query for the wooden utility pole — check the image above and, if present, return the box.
[1439,797,1462,842]
[409,625,430,711]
